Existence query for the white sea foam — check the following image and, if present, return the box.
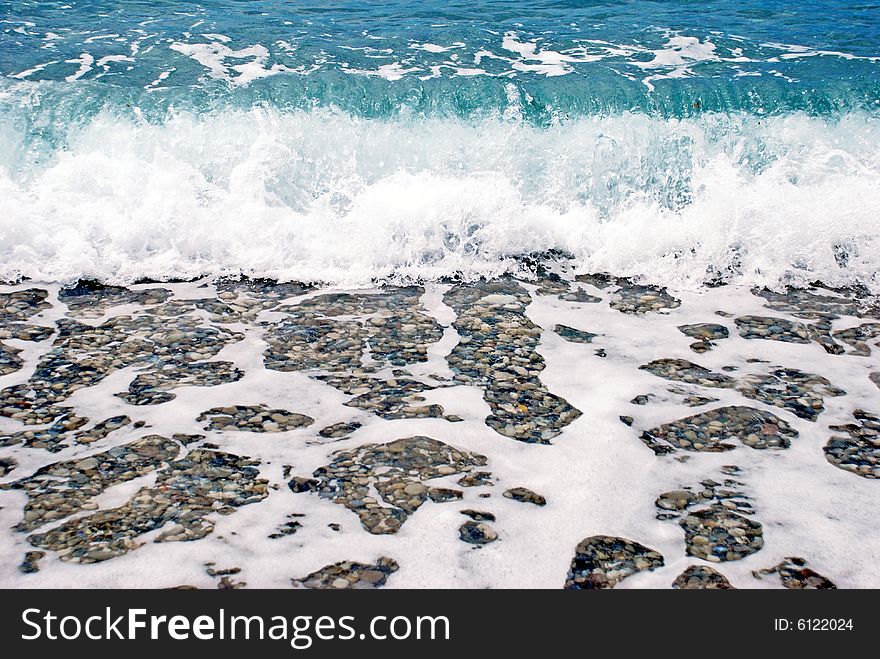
[9,29,875,88]
[501,32,605,76]
[347,61,421,81]
[64,52,93,81]
[636,36,718,68]
[0,108,878,292]
[201,33,231,43]
[11,60,61,79]
[1,279,878,588]
[632,36,721,90]
[762,40,880,63]
[145,67,175,90]
[169,40,292,86]
[409,42,464,53]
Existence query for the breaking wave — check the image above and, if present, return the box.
[1,105,878,292]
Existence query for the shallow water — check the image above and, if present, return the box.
[1,273,878,588]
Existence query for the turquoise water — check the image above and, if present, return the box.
[3,0,879,119]
[1,1,879,289]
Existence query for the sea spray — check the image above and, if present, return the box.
[1,108,878,291]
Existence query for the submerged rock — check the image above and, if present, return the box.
[59,282,171,318]
[824,410,880,479]
[640,359,735,388]
[640,406,797,454]
[735,315,811,343]
[289,436,487,535]
[197,404,314,432]
[656,471,762,563]
[680,509,763,562]
[503,487,547,506]
[0,288,51,321]
[445,280,581,444]
[0,311,244,429]
[575,275,680,314]
[0,456,16,477]
[5,435,181,532]
[678,322,730,353]
[459,521,498,545]
[317,373,447,421]
[737,368,845,421]
[564,535,664,589]
[18,551,46,574]
[292,557,399,589]
[555,324,598,344]
[264,288,442,373]
[318,421,362,438]
[673,565,735,589]
[753,557,836,589]
[832,322,880,356]
[678,323,729,341]
[27,447,268,563]
[643,357,844,422]
[0,321,54,377]
[461,509,496,522]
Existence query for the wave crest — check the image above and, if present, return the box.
[1,107,878,291]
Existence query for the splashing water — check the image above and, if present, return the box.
[1,1,879,290]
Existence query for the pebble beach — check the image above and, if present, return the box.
[1,261,878,588]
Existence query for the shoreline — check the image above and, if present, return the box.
[0,269,878,588]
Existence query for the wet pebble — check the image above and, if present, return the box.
[564,535,664,589]
[292,557,399,589]
[459,521,498,545]
[824,409,880,478]
[752,557,836,589]
[672,565,735,589]
[640,406,797,454]
[503,487,546,506]
[197,404,314,432]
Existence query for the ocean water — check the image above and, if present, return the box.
[1,1,878,290]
